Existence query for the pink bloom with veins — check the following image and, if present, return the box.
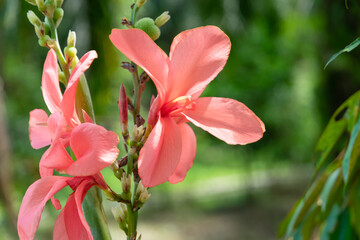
[29,49,98,177]
[110,26,265,187]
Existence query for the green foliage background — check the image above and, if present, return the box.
[1,0,360,239]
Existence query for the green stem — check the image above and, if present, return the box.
[46,17,70,82]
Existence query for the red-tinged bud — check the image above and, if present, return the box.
[119,83,129,136]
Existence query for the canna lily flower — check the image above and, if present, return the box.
[110,26,265,187]
[29,49,98,177]
[18,122,119,240]
[18,175,106,240]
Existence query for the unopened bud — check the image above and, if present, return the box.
[112,204,127,223]
[44,0,56,18]
[64,46,77,64]
[119,84,129,136]
[56,0,63,7]
[135,17,160,41]
[25,0,37,6]
[136,181,146,198]
[38,35,50,47]
[155,11,170,27]
[138,191,151,204]
[27,11,41,27]
[67,30,76,47]
[53,8,64,27]
[136,0,147,8]
[121,172,131,193]
[36,0,45,12]
[132,125,145,142]
[46,38,56,48]
[58,71,66,84]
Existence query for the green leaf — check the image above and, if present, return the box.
[315,90,360,171]
[320,169,341,211]
[343,115,360,183]
[320,204,340,240]
[324,37,360,69]
[349,180,360,236]
[82,187,112,240]
[330,208,353,240]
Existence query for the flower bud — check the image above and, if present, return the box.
[27,11,42,28]
[67,30,76,47]
[64,46,77,64]
[155,11,170,27]
[53,8,64,27]
[44,0,56,18]
[136,0,147,8]
[112,204,128,231]
[136,181,146,198]
[121,172,131,193]
[132,125,145,142]
[134,17,160,41]
[58,71,66,84]
[36,0,45,12]
[119,84,129,137]
[38,35,50,47]
[25,0,37,6]
[46,38,57,48]
[56,0,63,7]
[112,205,126,223]
[138,191,151,204]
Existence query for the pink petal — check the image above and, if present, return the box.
[138,117,182,187]
[53,179,94,240]
[61,51,97,125]
[183,97,265,145]
[40,141,74,175]
[42,49,63,113]
[66,123,119,176]
[167,26,231,100]
[29,109,52,149]
[168,123,197,184]
[109,29,168,101]
[17,176,70,240]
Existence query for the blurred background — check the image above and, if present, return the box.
[1,0,360,239]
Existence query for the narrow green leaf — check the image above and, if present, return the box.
[320,204,340,240]
[349,180,360,236]
[343,115,360,183]
[324,37,360,69]
[83,187,112,240]
[320,169,341,211]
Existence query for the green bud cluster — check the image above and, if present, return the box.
[134,12,170,41]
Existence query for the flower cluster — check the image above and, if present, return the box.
[18,50,119,239]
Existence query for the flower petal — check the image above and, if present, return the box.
[168,123,197,184]
[61,51,97,125]
[183,97,265,145]
[168,26,231,100]
[17,176,70,240]
[40,141,74,176]
[53,179,94,240]
[29,109,52,149]
[138,117,182,187]
[66,123,119,176]
[109,29,168,101]
[42,49,63,113]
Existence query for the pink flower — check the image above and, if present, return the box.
[18,123,119,240]
[17,175,106,240]
[110,26,265,187]
[29,49,98,177]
